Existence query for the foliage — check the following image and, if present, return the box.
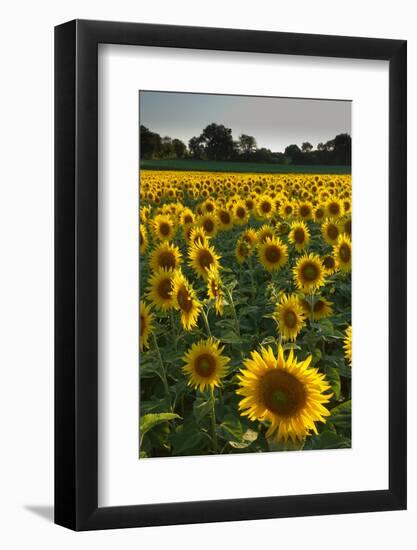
[139,170,352,458]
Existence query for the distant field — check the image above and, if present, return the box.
[140,159,351,174]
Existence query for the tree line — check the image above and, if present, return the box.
[140,123,351,165]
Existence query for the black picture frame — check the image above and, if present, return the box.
[55,19,407,531]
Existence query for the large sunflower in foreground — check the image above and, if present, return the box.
[149,242,182,271]
[333,234,352,272]
[274,294,305,341]
[140,301,154,351]
[189,241,221,280]
[171,271,201,330]
[237,345,332,443]
[258,236,288,272]
[344,325,352,366]
[146,267,176,310]
[182,338,230,391]
[293,252,326,293]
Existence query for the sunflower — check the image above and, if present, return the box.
[300,296,333,320]
[274,294,305,341]
[297,201,313,221]
[188,226,209,246]
[241,228,258,247]
[258,236,288,272]
[234,201,249,225]
[140,301,154,351]
[256,195,275,219]
[189,241,221,280]
[237,345,332,443]
[182,338,230,391]
[293,253,326,293]
[171,271,201,330]
[217,207,234,231]
[207,265,224,316]
[146,267,176,310]
[180,207,195,226]
[235,236,252,264]
[149,242,182,271]
[257,224,275,244]
[341,217,352,236]
[322,254,338,275]
[152,214,176,241]
[326,198,343,219]
[280,201,294,219]
[313,205,326,223]
[344,325,352,365]
[198,213,218,238]
[322,219,340,245]
[288,221,310,252]
[139,225,148,254]
[333,234,352,272]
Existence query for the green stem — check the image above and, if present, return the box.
[225,286,241,338]
[201,308,212,338]
[152,332,172,411]
[210,386,218,454]
[170,309,177,351]
[248,254,256,297]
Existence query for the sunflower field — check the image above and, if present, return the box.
[139,170,352,458]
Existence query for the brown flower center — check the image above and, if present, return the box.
[198,250,214,270]
[293,228,305,244]
[177,286,193,313]
[140,314,145,336]
[323,256,335,269]
[159,222,171,236]
[339,243,351,263]
[236,207,246,219]
[283,309,297,328]
[261,201,271,213]
[302,262,319,281]
[203,219,214,233]
[329,202,340,215]
[158,251,176,269]
[299,205,310,217]
[195,353,216,378]
[220,211,231,225]
[327,224,339,240]
[261,369,306,416]
[157,278,172,300]
[313,300,325,313]
[265,245,281,263]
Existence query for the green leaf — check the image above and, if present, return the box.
[229,429,258,449]
[308,430,351,450]
[193,398,213,423]
[140,413,180,439]
[329,400,351,431]
[216,414,244,442]
[221,330,241,344]
[170,421,203,454]
[324,366,341,400]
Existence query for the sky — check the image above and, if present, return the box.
[139,91,351,153]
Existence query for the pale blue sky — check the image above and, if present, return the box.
[139,91,351,153]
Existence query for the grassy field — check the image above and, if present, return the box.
[140,159,351,174]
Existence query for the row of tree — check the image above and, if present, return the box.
[140,123,351,165]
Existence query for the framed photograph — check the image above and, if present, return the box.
[55,20,407,530]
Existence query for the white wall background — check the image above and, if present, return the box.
[0,1,414,548]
